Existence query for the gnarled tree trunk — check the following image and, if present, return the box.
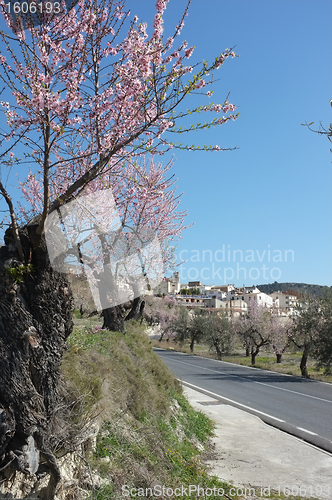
[125,296,145,322]
[102,304,127,333]
[251,346,260,365]
[0,224,73,498]
[102,296,145,333]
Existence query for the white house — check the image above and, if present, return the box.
[154,271,181,295]
[219,299,248,317]
[243,291,273,309]
[270,291,298,316]
[203,287,227,300]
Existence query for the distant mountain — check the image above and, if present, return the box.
[256,282,332,298]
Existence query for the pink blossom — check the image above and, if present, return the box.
[155,0,167,13]
[0,0,236,270]
[194,79,206,89]
[184,47,194,59]
[222,103,236,113]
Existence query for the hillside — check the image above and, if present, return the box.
[256,282,331,297]
[0,314,237,499]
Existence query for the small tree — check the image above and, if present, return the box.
[173,305,190,344]
[204,312,232,360]
[312,293,332,373]
[289,296,322,378]
[143,295,179,341]
[234,302,272,365]
[172,306,205,352]
[179,287,200,296]
[270,311,292,363]
[187,308,207,352]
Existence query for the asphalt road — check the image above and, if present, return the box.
[155,348,332,453]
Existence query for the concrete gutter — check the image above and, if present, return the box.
[183,385,332,499]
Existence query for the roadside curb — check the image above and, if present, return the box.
[182,380,332,455]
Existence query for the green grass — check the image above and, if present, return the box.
[61,316,243,499]
[90,391,236,499]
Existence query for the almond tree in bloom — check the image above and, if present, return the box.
[0,0,237,324]
[270,310,292,363]
[0,0,238,495]
[234,301,272,365]
[157,295,179,341]
[143,295,179,341]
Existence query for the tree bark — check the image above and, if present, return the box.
[251,346,259,365]
[0,224,73,497]
[276,353,282,363]
[190,337,195,353]
[102,295,145,332]
[214,342,222,360]
[300,347,310,378]
[125,296,145,322]
[102,304,126,333]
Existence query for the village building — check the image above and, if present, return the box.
[153,275,297,317]
[270,291,298,316]
[154,271,180,295]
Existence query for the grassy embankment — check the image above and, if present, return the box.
[61,313,234,499]
[153,337,332,384]
[60,312,318,500]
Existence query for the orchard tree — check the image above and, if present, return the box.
[158,295,180,341]
[270,311,292,363]
[289,296,323,378]
[172,304,190,345]
[204,311,232,360]
[187,307,207,352]
[173,307,206,352]
[291,294,332,377]
[313,293,332,373]
[234,302,272,365]
[142,295,179,341]
[0,0,238,495]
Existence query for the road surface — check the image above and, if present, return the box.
[155,348,332,453]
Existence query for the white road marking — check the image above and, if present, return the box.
[253,380,332,403]
[183,380,285,423]
[296,427,318,436]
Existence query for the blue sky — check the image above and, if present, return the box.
[1,1,331,287]
[129,0,332,287]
